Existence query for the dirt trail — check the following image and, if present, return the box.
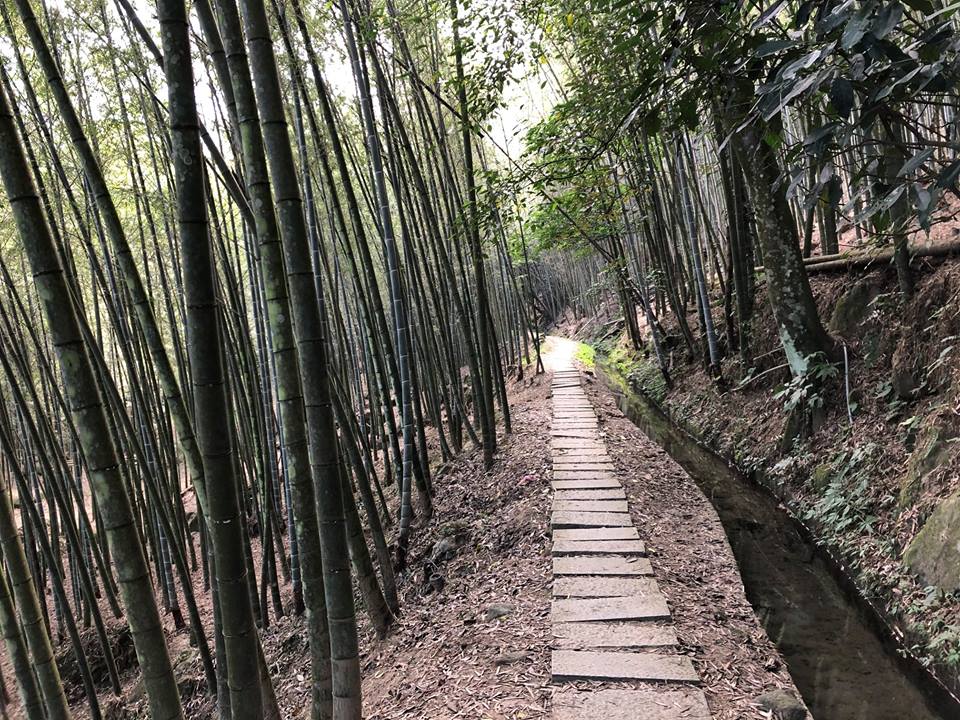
[361,336,803,718]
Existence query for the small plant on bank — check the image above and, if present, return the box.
[803,442,879,547]
[774,352,840,413]
[928,623,960,669]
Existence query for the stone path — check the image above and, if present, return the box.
[549,365,712,719]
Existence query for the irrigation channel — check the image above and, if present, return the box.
[593,361,960,720]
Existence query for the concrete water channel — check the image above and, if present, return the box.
[594,361,960,720]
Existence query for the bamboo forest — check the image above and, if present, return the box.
[2,0,960,717]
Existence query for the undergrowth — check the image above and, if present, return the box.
[574,342,595,368]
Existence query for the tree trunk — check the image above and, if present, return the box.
[156,0,264,715]
[0,63,184,720]
[724,91,835,375]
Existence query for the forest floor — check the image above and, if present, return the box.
[2,338,802,719]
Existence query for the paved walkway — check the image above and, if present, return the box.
[548,357,711,719]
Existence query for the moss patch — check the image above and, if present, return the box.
[599,343,667,404]
[905,491,960,592]
[829,278,882,337]
[574,342,595,368]
[899,409,959,508]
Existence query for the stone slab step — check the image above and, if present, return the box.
[552,435,605,445]
[552,688,710,719]
[553,527,638,541]
[553,499,629,513]
[554,488,625,501]
[551,650,699,683]
[553,575,657,597]
[551,511,633,528]
[553,458,614,464]
[553,555,652,576]
[552,448,609,457]
[550,429,600,439]
[552,622,678,649]
[553,451,612,458]
[552,539,645,555]
[552,594,670,623]
[552,479,620,490]
[553,467,616,477]
[553,468,615,477]
[550,423,599,430]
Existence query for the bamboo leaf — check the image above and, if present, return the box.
[829,77,855,117]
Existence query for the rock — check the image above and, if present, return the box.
[904,490,960,592]
[754,688,807,720]
[899,412,958,508]
[829,278,881,337]
[493,650,529,665]
[439,519,470,541]
[890,339,919,400]
[808,463,833,492]
[430,537,459,563]
[483,603,515,622]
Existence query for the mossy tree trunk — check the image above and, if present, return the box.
[721,91,835,377]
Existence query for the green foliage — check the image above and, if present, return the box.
[927,622,960,668]
[520,185,613,256]
[605,344,667,404]
[518,0,960,252]
[773,352,840,412]
[448,0,526,122]
[750,0,960,231]
[803,442,879,543]
[573,342,595,368]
